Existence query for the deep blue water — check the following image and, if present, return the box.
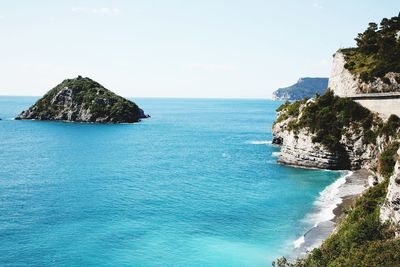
[0,97,342,266]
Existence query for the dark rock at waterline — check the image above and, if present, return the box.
[15,76,149,123]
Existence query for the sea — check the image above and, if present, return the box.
[0,97,346,266]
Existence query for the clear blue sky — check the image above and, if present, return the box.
[0,1,398,98]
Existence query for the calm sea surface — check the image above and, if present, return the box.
[0,97,342,266]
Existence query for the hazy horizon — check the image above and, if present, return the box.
[0,1,398,98]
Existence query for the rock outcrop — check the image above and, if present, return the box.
[272,104,378,170]
[16,76,149,123]
[272,77,328,101]
[328,52,360,97]
[329,52,400,96]
[380,148,400,234]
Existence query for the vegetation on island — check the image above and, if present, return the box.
[17,76,146,123]
[341,13,400,82]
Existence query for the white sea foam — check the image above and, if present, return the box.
[247,140,272,145]
[293,171,353,249]
[308,171,352,226]
[306,172,353,227]
[293,235,305,248]
[271,152,280,158]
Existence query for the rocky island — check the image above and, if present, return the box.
[273,13,400,266]
[15,76,148,123]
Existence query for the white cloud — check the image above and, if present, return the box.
[72,7,121,15]
[92,7,121,14]
[185,64,238,72]
[312,1,323,9]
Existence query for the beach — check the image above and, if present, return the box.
[290,169,371,258]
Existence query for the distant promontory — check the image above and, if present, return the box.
[16,76,149,123]
[272,77,328,101]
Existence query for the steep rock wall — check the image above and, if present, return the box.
[380,148,400,234]
[272,117,378,170]
[329,52,400,97]
[328,52,360,97]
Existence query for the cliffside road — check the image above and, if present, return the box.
[349,92,400,99]
[347,93,400,119]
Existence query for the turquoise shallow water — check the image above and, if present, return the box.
[0,97,342,266]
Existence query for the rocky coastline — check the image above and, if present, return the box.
[272,14,400,265]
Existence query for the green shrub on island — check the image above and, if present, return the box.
[341,13,400,82]
[273,180,400,267]
[16,76,147,123]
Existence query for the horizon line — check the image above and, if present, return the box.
[0,94,275,100]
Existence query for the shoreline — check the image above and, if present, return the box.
[289,169,370,259]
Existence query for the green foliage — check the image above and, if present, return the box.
[363,129,377,145]
[275,99,306,124]
[288,90,374,152]
[378,142,400,178]
[22,76,143,123]
[378,114,400,137]
[341,14,400,82]
[276,100,291,112]
[274,180,400,267]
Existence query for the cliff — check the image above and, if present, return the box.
[329,51,400,96]
[16,76,148,123]
[380,147,400,234]
[272,91,381,170]
[272,67,400,267]
[272,77,328,101]
[273,13,400,267]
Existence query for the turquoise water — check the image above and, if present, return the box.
[0,97,342,266]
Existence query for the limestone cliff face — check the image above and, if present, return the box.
[329,52,400,96]
[16,76,149,123]
[271,51,400,171]
[272,106,378,170]
[328,52,360,97]
[380,148,400,235]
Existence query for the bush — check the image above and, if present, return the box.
[379,114,400,137]
[378,142,400,178]
[274,180,397,267]
[275,99,306,124]
[289,90,373,152]
[341,14,400,83]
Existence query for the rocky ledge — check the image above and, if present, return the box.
[272,125,350,170]
[16,76,149,123]
[272,116,376,170]
[271,92,384,170]
[329,51,400,97]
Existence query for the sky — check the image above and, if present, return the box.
[0,1,398,98]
